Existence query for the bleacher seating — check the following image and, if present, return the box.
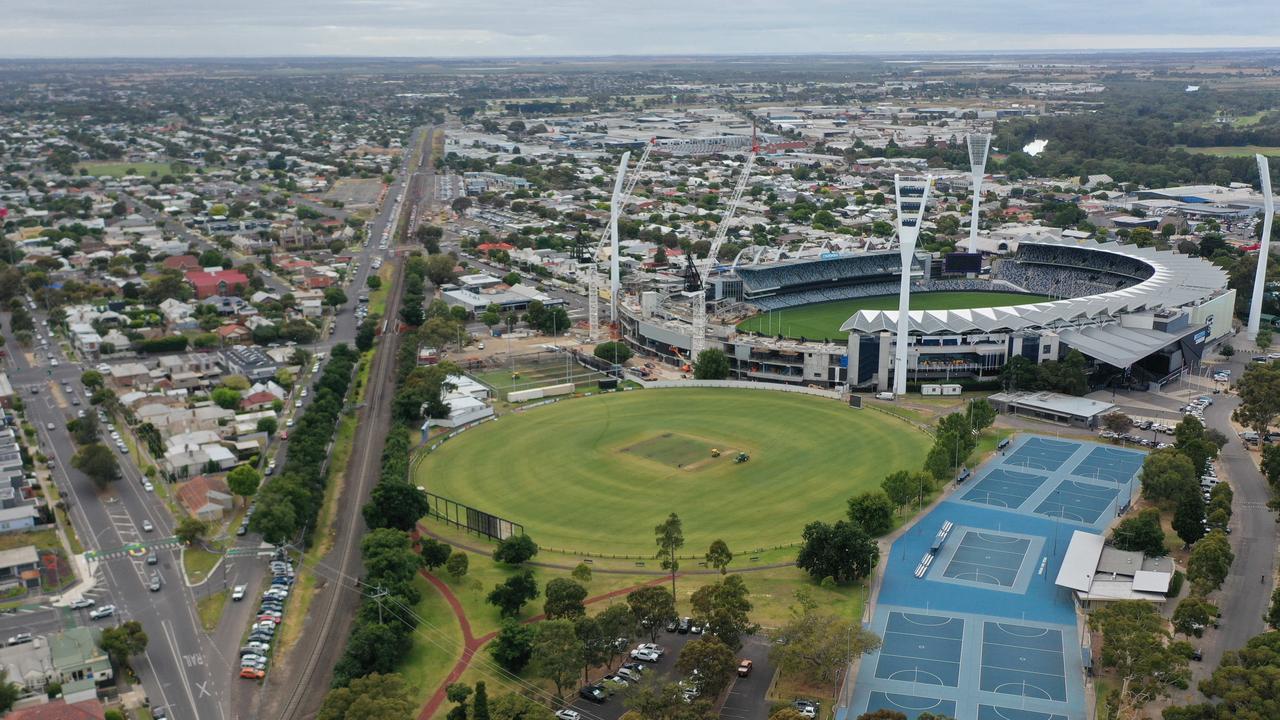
[737,253,903,295]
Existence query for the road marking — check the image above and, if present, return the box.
[164,620,204,720]
[197,681,211,698]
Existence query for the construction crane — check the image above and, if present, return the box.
[690,131,759,358]
[588,139,655,339]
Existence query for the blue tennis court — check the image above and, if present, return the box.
[961,468,1048,509]
[978,706,1069,720]
[1033,479,1120,524]
[866,692,958,720]
[874,612,965,687]
[942,531,1031,587]
[1070,445,1145,484]
[1003,437,1081,472]
[981,622,1068,702]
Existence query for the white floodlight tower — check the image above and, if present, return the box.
[891,174,934,396]
[966,133,991,254]
[1247,153,1275,342]
[609,151,629,323]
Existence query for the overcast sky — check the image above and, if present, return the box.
[5,1,1278,58]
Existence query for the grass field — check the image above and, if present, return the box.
[736,291,1054,340]
[415,389,930,554]
[1180,145,1280,157]
[472,358,611,401]
[75,161,174,178]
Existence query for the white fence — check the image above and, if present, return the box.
[638,379,842,400]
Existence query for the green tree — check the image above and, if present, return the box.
[355,318,377,352]
[1262,444,1280,487]
[596,603,636,666]
[472,681,490,720]
[530,619,582,702]
[693,348,730,379]
[543,578,588,620]
[1110,508,1166,556]
[323,286,348,307]
[1164,631,1280,720]
[654,512,685,596]
[1267,588,1280,628]
[445,551,469,579]
[1174,416,1220,475]
[420,538,452,571]
[1139,449,1199,506]
[487,570,539,618]
[573,615,609,684]
[174,516,208,546]
[771,603,882,690]
[256,417,277,435]
[318,672,417,720]
[880,470,920,513]
[1233,361,1280,434]
[80,370,104,390]
[1187,530,1234,594]
[999,355,1039,391]
[925,412,978,480]
[627,585,677,642]
[72,443,120,487]
[100,620,149,669]
[493,534,539,565]
[1258,327,1273,350]
[211,386,242,410]
[1103,412,1133,434]
[425,254,459,286]
[964,398,996,432]
[593,341,633,365]
[362,481,431,532]
[1088,600,1191,711]
[227,464,261,507]
[1172,596,1220,638]
[0,670,18,714]
[705,539,733,575]
[675,636,738,697]
[489,619,537,673]
[796,520,878,585]
[847,491,895,536]
[1172,491,1206,546]
[488,693,556,720]
[690,575,755,650]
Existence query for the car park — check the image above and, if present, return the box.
[89,605,115,620]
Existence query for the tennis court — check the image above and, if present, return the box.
[873,611,966,687]
[1032,479,1120,524]
[1003,437,1081,472]
[1070,445,1146,484]
[961,468,1049,509]
[941,531,1032,588]
[980,622,1068,702]
[978,706,1069,720]
[866,692,957,720]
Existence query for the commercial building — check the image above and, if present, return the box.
[987,391,1116,429]
[1056,530,1174,608]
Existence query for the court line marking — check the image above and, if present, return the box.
[894,613,963,628]
[974,532,1027,544]
[989,681,1054,699]
[990,624,1054,640]
[885,668,947,684]
[882,629,965,644]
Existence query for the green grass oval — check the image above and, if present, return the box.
[415,388,930,555]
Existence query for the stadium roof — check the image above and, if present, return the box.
[1055,325,1193,368]
[840,237,1228,336]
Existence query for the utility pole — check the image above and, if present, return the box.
[371,586,389,625]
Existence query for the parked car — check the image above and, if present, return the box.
[738,659,753,677]
[630,648,660,663]
[554,711,581,720]
[677,617,691,633]
[793,700,819,718]
[239,668,265,680]
[578,685,607,704]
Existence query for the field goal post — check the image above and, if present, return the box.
[423,491,523,541]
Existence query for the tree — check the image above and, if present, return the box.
[627,585,677,642]
[796,520,879,585]
[361,529,423,590]
[100,620,148,668]
[543,578,588,620]
[472,681,490,720]
[1267,588,1280,628]
[596,603,636,665]
[256,417,277,435]
[690,575,755,650]
[1139,449,1198,506]
[593,341,633,365]
[227,465,261,506]
[1172,597,1220,637]
[424,254,458,286]
[705,539,733,575]
[493,534,539,565]
[1000,355,1039,391]
[0,670,19,714]
[1110,508,1166,556]
[925,413,978,481]
[210,387,241,411]
[655,513,685,596]
[72,443,120,487]
[1165,630,1280,720]
[573,615,609,683]
[363,481,431,532]
[1258,327,1273,350]
[880,470,919,513]
[1103,412,1133,434]
[1233,362,1280,434]
[318,672,417,720]
[1187,530,1234,594]
[488,693,556,720]
[489,619,537,673]
[68,415,100,446]
[675,636,738,696]
[421,538,452,571]
[530,619,582,701]
[771,604,882,690]
[446,683,472,720]
[355,318,377,352]
[1088,600,1191,710]
[847,491,895,536]
[964,398,996,432]
[1172,491,1206,546]
[692,348,729,379]
[1262,444,1280,487]
[445,551,469,579]
[173,516,209,546]
[80,370,104,390]
[487,570,539,618]
[572,562,592,584]
[1174,416,1220,475]
[323,286,348,307]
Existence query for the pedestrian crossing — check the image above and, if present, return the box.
[87,536,180,561]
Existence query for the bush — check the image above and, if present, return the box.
[1166,569,1185,598]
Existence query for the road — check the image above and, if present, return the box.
[255,124,435,720]
[0,314,229,720]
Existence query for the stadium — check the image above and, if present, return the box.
[617,235,1234,391]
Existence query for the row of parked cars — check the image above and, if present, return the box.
[237,550,294,680]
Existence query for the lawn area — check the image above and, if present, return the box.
[197,590,229,632]
[0,528,61,552]
[182,546,223,584]
[369,264,394,317]
[736,291,1054,340]
[396,574,466,706]
[416,389,930,555]
[471,361,611,402]
[1181,145,1280,157]
[75,161,174,178]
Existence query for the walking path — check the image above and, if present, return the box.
[416,568,668,720]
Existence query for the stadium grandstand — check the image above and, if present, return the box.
[733,250,928,309]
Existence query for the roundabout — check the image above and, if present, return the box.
[415,388,930,555]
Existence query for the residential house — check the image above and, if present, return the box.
[67,324,102,357]
[159,298,198,331]
[0,545,40,590]
[185,268,249,299]
[5,699,106,720]
[221,347,278,381]
[161,254,200,271]
[175,475,234,521]
[0,506,39,534]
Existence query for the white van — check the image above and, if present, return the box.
[875,392,895,401]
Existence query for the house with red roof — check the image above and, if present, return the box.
[476,242,515,256]
[162,254,200,271]
[240,390,278,412]
[5,699,105,720]
[185,268,249,299]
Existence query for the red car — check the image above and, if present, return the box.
[240,668,265,680]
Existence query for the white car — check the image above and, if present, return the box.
[555,711,581,720]
[142,520,154,533]
[143,481,154,492]
[635,642,665,657]
[232,585,247,601]
[630,648,660,663]
[89,605,116,620]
